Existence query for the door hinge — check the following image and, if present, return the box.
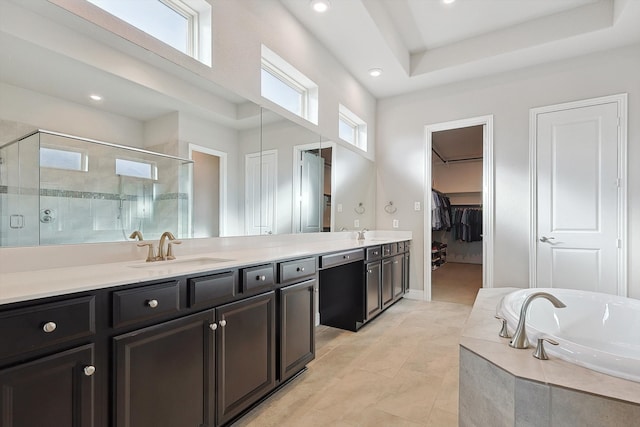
[617,116,621,126]
[616,178,622,188]
[617,239,622,249]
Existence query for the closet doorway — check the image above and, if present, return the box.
[189,144,227,237]
[424,116,494,303]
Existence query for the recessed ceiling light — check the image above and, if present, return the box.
[442,0,456,4]
[310,0,330,13]
[368,68,383,77]
[89,94,103,101]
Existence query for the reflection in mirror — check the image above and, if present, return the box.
[0,10,375,246]
[0,130,192,247]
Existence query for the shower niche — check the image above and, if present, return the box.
[0,130,192,247]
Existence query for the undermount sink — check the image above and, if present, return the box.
[128,257,234,269]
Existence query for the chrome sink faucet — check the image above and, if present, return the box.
[509,292,566,349]
[356,228,368,240]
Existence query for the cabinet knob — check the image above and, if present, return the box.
[209,323,218,331]
[219,320,227,327]
[297,267,305,272]
[83,365,96,377]
[42,321,57,333]
[394,261,399,264]
[368,269,373,273]
[256,275,266,281]
[147,299,159,308]
[344,255,350,259]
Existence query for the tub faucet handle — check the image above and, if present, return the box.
[494,315,511,339]
[533,337,559,360]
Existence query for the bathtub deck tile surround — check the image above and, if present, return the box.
[460,288,640,425]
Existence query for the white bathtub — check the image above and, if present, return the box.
[496,288,640,383]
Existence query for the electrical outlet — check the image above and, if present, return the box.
[414,201,421,211]
[354,219,360,228]
[393,219,399,228]
[337,203,343,213]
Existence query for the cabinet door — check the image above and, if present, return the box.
[0,344,95,427]
[403,252,410,294]
[280,279,315,382]
[113,310,215,427]
[393,254,404,300]
[381,258,394,309]
[216,292,276,426]
[365,261,382,320]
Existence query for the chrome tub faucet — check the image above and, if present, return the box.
[509,292,566,349]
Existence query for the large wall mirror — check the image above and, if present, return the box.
[0,9,375,247]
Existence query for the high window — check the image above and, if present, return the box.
[115,158,157,180]
[87,0,212,66]
[338,105,367,151]
[261,45,318,125]
[40,147,88,172]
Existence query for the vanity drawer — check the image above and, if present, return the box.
[365,246,382,261]
[188,271,238,308]
[279,257,317,283]
[320,249,364,268]
[242,264,275,294]
[112,281,180,328]
[397,242,406,252]
[382,243,398,257]
[0,296,95,360]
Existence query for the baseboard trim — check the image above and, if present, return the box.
[403,289,425,300]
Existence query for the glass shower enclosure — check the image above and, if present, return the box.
[0,130,193,247]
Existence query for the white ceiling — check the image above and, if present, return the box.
[281,0,640,98]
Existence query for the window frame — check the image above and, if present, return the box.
[40,146,89,172]
[338,105,368,152]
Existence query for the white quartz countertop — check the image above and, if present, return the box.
[0,234,409,306]
[462,288,640,405]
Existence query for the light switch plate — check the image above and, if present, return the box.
[393,219,399,228]
[337,203,343,213]
[414,202,421,211]
[354,219,360,228]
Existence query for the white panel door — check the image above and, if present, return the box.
[245,151,277,235]
[536,101,619,294]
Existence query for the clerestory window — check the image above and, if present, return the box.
[261,45,318,125]
[87,0,211,66]
[338,105,367,152]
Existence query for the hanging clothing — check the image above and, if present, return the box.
[431,190,451,231]
[451,207,482,242]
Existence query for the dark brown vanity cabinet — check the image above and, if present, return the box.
[113,289,277,427]
[113,310,215,427]
[0,344,95,427]
[0,295,97,427]
[278,258,316,383]
[365,261,382,320]
[216,291,276,426]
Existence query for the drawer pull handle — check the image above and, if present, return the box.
[257,275,266,281]
[83,365,96,377]
[297,267,305,272]
[209,323,218,331]
[147,299,159,308]
[42,322,57,333]
[219,320,227,327]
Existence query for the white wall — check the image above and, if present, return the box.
[376,44,640,299]
[0,83,144,146]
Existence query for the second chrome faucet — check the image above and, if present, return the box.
[509,291,566,349]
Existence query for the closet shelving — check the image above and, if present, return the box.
[431,242,447,270]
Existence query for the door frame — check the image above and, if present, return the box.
[189,143,227,236]
[528,94,628,295]
[423,115,494,301]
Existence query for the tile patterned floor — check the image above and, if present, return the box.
[233,298,473,426]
